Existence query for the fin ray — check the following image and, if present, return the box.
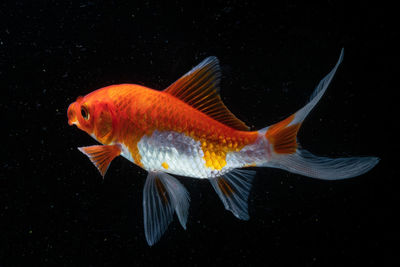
[143,172,190,246]
[78,145,121,177]
[290,48,344,126]
[264,48,344,155]
[164,56,250,131]
[209,169,256,220]
[265,149,380,180]
[260,48,379,179]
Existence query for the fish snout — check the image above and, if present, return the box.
[67,103,77,126]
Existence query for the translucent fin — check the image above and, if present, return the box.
[262,49,344,155]
[259,48,379,179]
[209,169,256,220]
[265,114,301,154]
[77,144,121,177]
[164,56,250,131]
[143,172,190,246]
[266,149,380,180]
[290,47,344,126]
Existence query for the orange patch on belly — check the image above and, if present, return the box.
[244,162,257,167]
[201,133,258,171]
[161,162,169,169]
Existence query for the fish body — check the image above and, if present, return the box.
[67,49,379,245]
[69,83,260,179]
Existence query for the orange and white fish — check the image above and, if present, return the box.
[67,48,379,245]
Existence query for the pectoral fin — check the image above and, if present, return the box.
[78,144,121,177]
[143,172,190,246]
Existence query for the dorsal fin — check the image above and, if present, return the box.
[164,57,250,131]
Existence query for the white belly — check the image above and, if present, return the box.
[119,130,264,179]
[123,130,230,178]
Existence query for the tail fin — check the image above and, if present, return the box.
[261,48,379,180]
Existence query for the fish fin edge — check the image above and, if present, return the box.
[143,172,190,246]
[78,144,121,177]
[209,169,256,220]
[164,57,250,131]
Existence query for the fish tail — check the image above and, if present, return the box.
[258,48,379,179]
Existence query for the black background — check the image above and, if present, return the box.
[1,1,397,266]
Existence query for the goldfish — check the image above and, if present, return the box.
[67,48,379,245]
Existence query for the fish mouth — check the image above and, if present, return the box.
[68,119,78,126]
[67,103,78,126]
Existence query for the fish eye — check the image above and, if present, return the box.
[81,106,90,120]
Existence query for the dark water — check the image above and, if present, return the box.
[1,2,397,266]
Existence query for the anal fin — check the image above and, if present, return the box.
[209,169,256,220]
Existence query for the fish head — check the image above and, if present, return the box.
[68,90,117,144]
